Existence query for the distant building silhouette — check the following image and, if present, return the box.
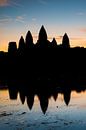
[62,33,70,48]
[25,31,34,49]
[51,38,57,48]
[18,36,25,55]
[8,42,17,55]
[39,25,47,41]
[36,25,50,48]
[7,26,72,51]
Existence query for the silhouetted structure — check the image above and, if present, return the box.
[8,42,17,55]
[7,26,71,51]
[0,25,86,114]
[62,33,70,48]
[25,31,34,49]
[18,36,25,55]
[36,26,50,48]
[51,38,57,48]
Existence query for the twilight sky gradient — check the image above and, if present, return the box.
[0,0,86,51]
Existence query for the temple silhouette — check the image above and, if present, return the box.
[0,25,86,80]
[0,26,86,114]
[0,25,86,84]
[0,25,86,116]
[8,25,70,53]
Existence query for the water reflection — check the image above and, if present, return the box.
[1,79,86,130]
[1,79,85,114]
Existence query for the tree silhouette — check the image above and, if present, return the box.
[25,31,34,49]
[62,33,70,48]
[18,36,25,55]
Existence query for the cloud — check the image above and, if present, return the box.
[76,12,84,16]
[9,1,23,7]
[79,28,86,33]
[0,0,22,7]
[32,18,37,22]
[0,15,26,25]
[57,36,63,39]
[15,16,25,23]
[70,37,84,40]
[0,0,9,6]
[0,18,12,24]
[38,0,47,5]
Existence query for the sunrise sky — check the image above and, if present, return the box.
[0,0,86,51]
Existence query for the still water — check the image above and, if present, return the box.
[0,89,86,130]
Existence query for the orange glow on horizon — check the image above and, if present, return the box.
[0,34,86,52]
[1,90,86,99]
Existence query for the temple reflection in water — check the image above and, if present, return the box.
[2,78,85,114]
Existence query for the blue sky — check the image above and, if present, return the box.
[0,0,86,51]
